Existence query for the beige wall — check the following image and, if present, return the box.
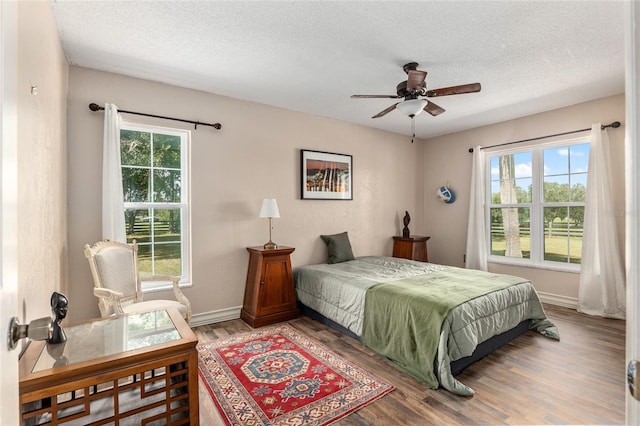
[423,94,625,304]
[66,66,426,321]
[16,1,69,322]
[17,3,624,321]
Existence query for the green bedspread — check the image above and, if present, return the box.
[294,256,559,396]
[360,268,556,392]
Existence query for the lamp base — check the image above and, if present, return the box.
[263,240,278,250]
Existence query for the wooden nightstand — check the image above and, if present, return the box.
[392,235,430,262]
[241,246,299,327]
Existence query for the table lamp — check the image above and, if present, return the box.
[259,198,280,249]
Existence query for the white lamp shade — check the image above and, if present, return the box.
[259,198,280,218]
[396,98,428,117]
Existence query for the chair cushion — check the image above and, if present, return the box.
[94,246,137,297]
[122,300,188,319]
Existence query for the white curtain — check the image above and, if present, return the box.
[465,145,488,271]
[577,124,625,318]
[102,103,126,242]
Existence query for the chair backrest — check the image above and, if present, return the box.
[85,240,142,315]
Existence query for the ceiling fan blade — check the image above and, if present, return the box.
[406,70,427,92]
[424,101,446,116]
[351,94,400,99]
[426,82,481,97]
[372,102,400,119]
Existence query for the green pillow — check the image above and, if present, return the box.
[320,232,355,264]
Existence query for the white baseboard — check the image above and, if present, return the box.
[189,306,242,327]
[537,291,578,310]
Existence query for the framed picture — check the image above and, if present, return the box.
[301,149,353,200]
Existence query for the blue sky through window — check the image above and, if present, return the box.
[544,142,589,188]
[490,142,590,198]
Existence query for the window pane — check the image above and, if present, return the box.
[123,167,150,202]
[490,156,501,202]
[153,134,181,168]
[515,177,532,203]
[154,209,181,240]
[128,208,182,276]
[153,169,181,203]
[121,130,150,166]
[570,143,590,174]
[125,208,151,243]
[543,176,569,203]
[154,243,182,276]
[569,206,585,264]
[543,206,566,225]
[498,154,517,204]
[137,243,153,276]
[490,207,530,259]
[544,224,569,262]
[544,143,590,204]
[571,177,587,202]
[543,206,584,263]
[569,206,585,232]
[137,243,182,276]
[491,181,500,200]
[490,153,532,204]
[513,152,532,178]
[544,147,569,176]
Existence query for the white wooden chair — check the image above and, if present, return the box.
[84,240,192,323]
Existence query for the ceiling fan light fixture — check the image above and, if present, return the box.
[396,98,428,117]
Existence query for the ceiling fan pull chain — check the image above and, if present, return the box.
[411,116,415,143]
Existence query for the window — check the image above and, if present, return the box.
[487,138,589,269]
[120,124,190,290]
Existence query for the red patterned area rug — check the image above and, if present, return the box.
[198,323,394,425]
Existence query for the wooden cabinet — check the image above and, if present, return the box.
[241,246,299,327]
[392,235,430,262]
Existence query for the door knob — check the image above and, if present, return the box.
[7,316,53,351]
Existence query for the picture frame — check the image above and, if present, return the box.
[301,149,353,200]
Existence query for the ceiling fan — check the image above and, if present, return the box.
[351,62,481,121]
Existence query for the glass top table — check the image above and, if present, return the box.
[33,309,181,372]
[19,307,199,424]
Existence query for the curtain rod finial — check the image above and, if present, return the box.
[89,103,102,112]
[602,121,622,130]
[468,148,474,153]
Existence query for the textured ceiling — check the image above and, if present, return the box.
[50,1,625,139]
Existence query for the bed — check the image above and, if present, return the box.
[293,255,559,396]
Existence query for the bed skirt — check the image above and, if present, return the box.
[297,301,530,377]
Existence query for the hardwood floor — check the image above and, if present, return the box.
[194,304,625,425]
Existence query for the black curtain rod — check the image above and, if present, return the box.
[88,103,222,130]
[468,121,621,153]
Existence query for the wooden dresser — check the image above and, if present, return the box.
[392,235,430,262]
[241,246,299,327]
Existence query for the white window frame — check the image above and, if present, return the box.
[121,122,192,292]
[485,136,589,273]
